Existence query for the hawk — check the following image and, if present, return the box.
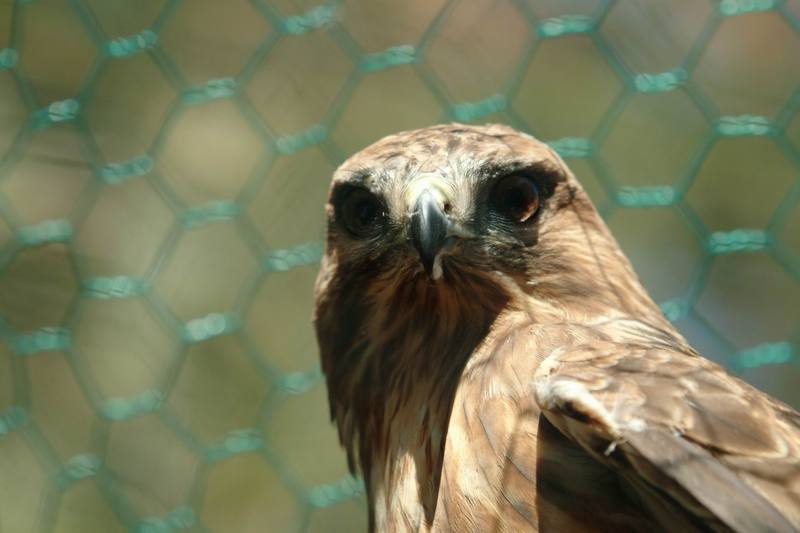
[313,124,800,532]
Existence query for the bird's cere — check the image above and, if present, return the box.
[403,174,454,211]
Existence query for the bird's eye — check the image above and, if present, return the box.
[491,174,540,223]
[339,188,384,237]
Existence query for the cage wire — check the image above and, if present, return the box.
[0,0,799,531]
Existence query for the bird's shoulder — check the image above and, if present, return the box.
[531,333,800,532]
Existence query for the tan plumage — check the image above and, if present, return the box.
[313,124,800,532]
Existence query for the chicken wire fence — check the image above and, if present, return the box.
[0,0,799,531]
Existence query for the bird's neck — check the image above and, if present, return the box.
[520,193,671,329]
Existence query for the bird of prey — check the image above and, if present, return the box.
[313,124,800,532]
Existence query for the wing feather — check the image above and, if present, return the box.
[534,342,800,532]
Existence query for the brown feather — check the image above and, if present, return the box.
[313,124,800,532]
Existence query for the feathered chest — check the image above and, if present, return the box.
[315,265,513,528]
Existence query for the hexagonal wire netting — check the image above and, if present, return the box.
[0,0,799,531]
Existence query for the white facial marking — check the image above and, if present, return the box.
[404,174,453,212]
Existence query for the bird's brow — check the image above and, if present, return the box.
[481,160,564,188]
[334,160,563,193]
[339,168,372,184]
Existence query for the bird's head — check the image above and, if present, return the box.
[317,123,614,308]
[313,124,662,490]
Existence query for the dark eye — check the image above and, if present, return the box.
[491,174,540,223]
[340,188,384,237]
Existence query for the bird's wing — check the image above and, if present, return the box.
[533,342,800,532]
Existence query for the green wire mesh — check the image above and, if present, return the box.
[0,0,799,531]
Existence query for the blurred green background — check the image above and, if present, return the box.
[0,0,799,531]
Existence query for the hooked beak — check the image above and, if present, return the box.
[410,189,450,279]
